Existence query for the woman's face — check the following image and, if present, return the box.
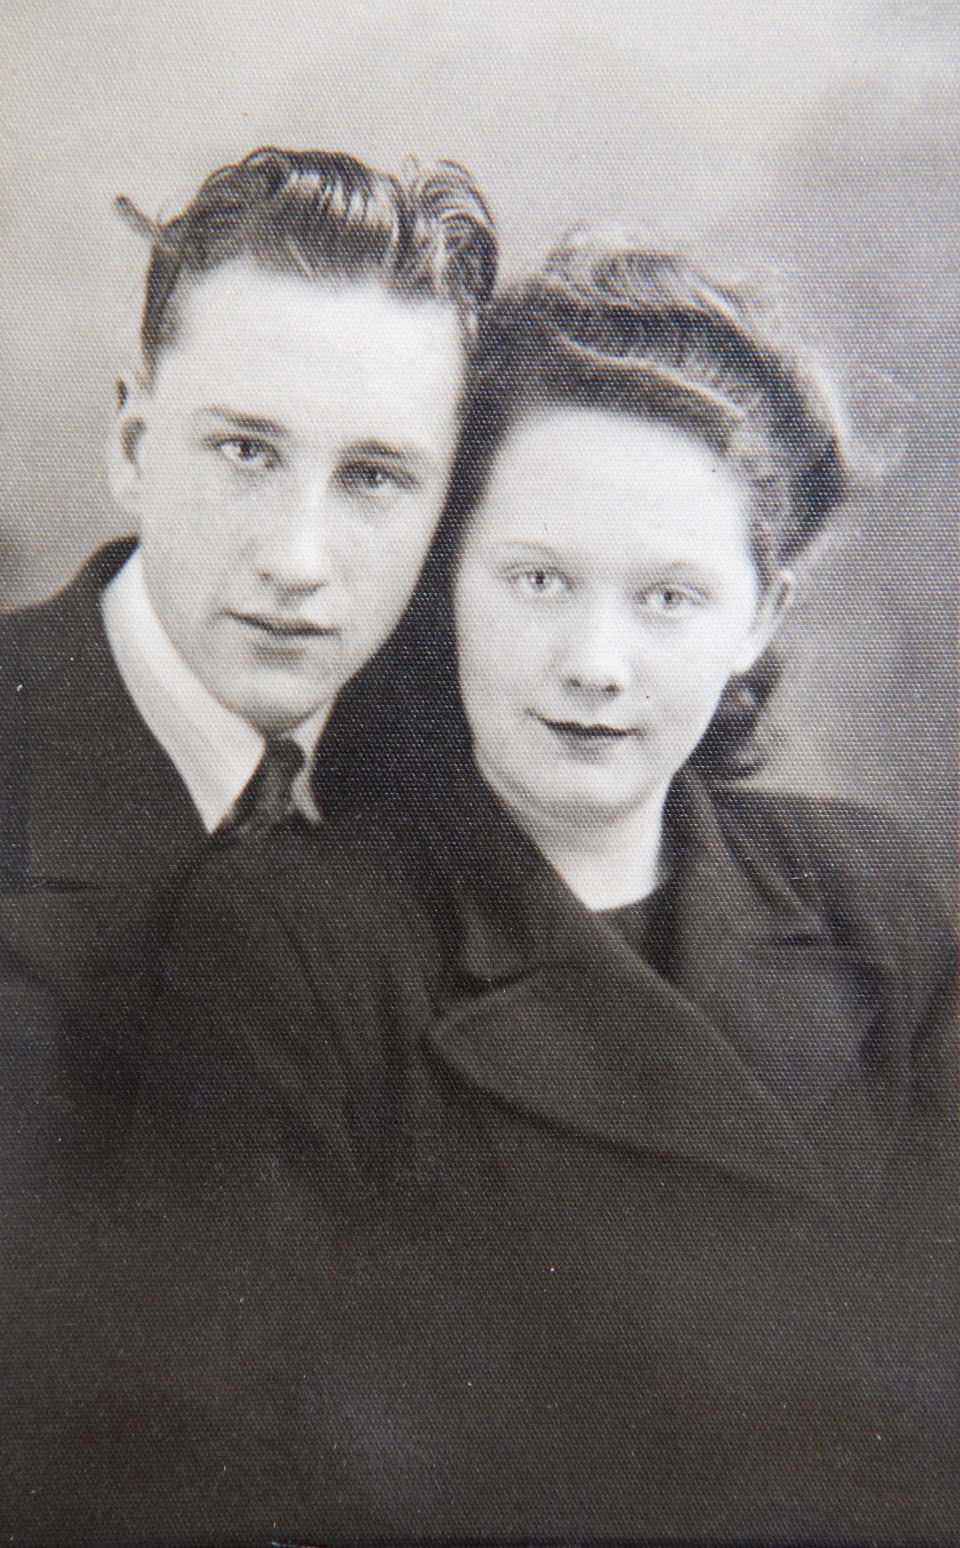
[454,408,785,838]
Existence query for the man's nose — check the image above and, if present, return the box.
[255,487,336,592]
[558,597,634,699]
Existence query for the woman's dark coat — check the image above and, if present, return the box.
[6,772,957,1544]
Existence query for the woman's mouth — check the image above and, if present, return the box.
[535,715,639,755]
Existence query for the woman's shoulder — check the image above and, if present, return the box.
[708,782,955,976]
[709,782,944,887]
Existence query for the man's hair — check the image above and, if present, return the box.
[117,146,498,375]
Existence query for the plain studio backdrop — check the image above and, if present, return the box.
[0,0,956,884]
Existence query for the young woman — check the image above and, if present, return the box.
[26,237,956,1544]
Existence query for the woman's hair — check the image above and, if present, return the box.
[448,231,857,578]
[328,231,861,800]
[116,146,498,376]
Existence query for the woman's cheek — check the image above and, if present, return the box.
[484,594,526,658]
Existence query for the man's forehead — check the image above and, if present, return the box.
[163,259,465,366]
[143,261,465,451]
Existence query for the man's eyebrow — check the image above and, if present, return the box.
[196,406,290,438]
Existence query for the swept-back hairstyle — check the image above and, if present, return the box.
[116,145,498,375]
[348,230,861,794]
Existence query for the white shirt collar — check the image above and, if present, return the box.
[101,548,329,832]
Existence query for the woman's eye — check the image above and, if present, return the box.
[513,568,567,598]
[215,436,277,470]
[338,461,417,497]
[642,585,702,615]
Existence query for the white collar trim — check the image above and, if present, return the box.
[101,548,328,831]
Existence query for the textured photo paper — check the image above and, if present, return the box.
[1,3,957,1543]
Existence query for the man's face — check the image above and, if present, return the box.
[111,260,463,733]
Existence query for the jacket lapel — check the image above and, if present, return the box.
[422,772,888,1207]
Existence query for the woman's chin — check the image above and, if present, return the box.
[500,774,669,841]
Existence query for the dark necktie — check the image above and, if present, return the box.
[218,737,313,837]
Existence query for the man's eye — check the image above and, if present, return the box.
[512,568,567,597]
[215,437,277,470]
[338,461,416,496]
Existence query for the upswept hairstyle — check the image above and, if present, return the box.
[116,146,498,375]
[447,232,856,578]
[380,231,861,785]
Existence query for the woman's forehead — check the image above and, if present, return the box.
[468,407,756,571]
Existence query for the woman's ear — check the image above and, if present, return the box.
[735,569,794,674]
[106,374,149,515]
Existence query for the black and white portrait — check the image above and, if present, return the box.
[1,4,956,1543]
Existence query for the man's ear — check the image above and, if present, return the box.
[107,375,149,514]
[734,569,794,674]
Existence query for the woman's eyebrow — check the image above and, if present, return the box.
[344,438,434,473]
[640,559,717,579]
[483,544,723,585]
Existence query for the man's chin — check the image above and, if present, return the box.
[215,680,338,737]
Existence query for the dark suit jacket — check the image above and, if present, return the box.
[9,768,952,1545]
[0,540,213,1104]
[0,543,209,1540]
[0,538,410,1072]
[0,541,391,1545]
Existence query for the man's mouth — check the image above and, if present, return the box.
[229,611,338,640]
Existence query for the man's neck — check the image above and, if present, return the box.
[101,546,329,831]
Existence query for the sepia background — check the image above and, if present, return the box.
[1,0,957,882]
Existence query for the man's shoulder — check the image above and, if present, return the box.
[180,796,434,957]
[219,795,426,903]
[0,540,135,681]
[0,538,204,899]
[0,540,137,788]
[0,587,45,691]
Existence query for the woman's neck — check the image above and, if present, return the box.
[499,782,673,912]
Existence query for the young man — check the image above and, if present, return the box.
[0,146,496,1108]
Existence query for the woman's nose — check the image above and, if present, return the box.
[558,599,633,698]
